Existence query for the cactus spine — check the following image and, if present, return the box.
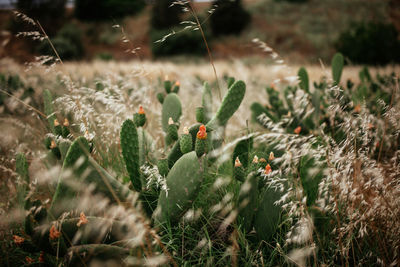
[120,119,141,192]
[154,151,203,224]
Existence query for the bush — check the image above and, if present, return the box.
[38,24,84,60]
[150,0,182,30]
[210,0,251,36]
[335,22,400,65]
[150,27,208,57]
[75,0,146,21]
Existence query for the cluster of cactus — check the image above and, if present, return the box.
[120,78,246,226]
[156,79,180,104]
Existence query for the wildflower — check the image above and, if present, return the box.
[196,124,207,140]
[294,126,301,134]
[25,256,34,264]
[38,251,45,263]
[138,105,145,114]
[49,225,61,240]
[63,118,69,127]
[77,212,88,227]
[234,157,242,167]
[252,155,259,163]
[50,140,57,149]
[264,164,272,175]
[269,152,275,161]
[13,235,24,245]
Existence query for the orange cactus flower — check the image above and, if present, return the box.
[174,81,180,87]
[264,164,272,175]
[63,118,69,127]
[259,158,267,163]
[77,212,88,227]
[138,105,145,114]
[252,155,259,163]
[49,225,61,240]
[294,126,301,134]
[13,235,24,245]
[234,157,242,167]
[54,119,60,127]
[50,140,57,149]
[25,256,35,264]
[197,124,207,139]
[38,251,45,263]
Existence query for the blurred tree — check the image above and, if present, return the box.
[151,0,183,30]
[15,0,67,35]
[75,0,146,21]
[209,0,250,36]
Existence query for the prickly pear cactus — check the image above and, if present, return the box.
[179,127,192,154]
[154,151,203,224]
[206,80,246,130]
[195,125,208,157]
[332,52,344,85]
[120,119,141,192]
[237,171,259,232]
[254,186,283,241]
[162,93,182,132]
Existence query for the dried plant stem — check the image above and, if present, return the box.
[188,1,221,100]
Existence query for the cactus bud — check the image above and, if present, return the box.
[234,157,245,182]
[157,92,164,104]
[49,225,61,240]
[77,212,88,227]
[50,140,56,149]
[252,155,259,163]
[172,80,180,93]
[294,126,301,134]
[54,119,59,127]
[63,118,69,127]
[264,164,272,175]
[179,126,192,154]
[268,152,275,161]
[195,124,208,157]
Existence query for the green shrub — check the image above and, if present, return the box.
[151,0,182,30]
[75,0,146,21]
[335,22,400,65]
[210,0,251,36]
[150,26,208,57]
[37,24,84,60]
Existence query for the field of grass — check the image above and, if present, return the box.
[0,53,399,266]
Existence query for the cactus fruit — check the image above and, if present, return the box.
[157,92,164,104]
[134,105,146,127]
[154,151,203,224]
[195,125,208,157]
[179,127,192,154]
[332,52,344,85]
[233,157,245,182]
[298,67,309,93]
[237,171,259,232]
[62,118,70,138]
[206,80,246,130]
[196,107,205,123]
[254,187,283,241]
[43,89,56,134]
[166,117,178,145]
[120,119,141,192]
[157,158,169,177]
[162,93,182,132]
[164,80,172,94]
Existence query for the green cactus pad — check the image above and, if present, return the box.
[157,92,164,104]
[254,186,283,241]
[298,67,309,93]
[238,172,259,232]
[154,151,203,225]
[157,158,169,177]
[196,107,205,123]
[120,119,141,192]
[227,77,235,88]
[179,133,192,154]
[167,123,178,142]
[233,165,245,182]
[164,80,172,94]
[332,52,344,85]
[58,139,72,161]
[232,137,253,169]
[162,93,182,132]
[206,80,246,130]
